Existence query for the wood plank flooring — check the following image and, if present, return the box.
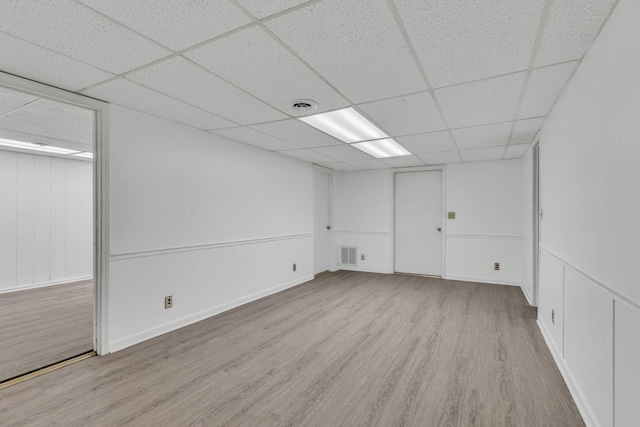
[0,281,93,383]
[0,272,584,426]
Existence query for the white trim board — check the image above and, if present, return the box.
[0,276,92,294]
[444,274,522,287]
[337,266,392,274]
[109,274,314,353]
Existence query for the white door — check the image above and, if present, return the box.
[314,170,331,274]
[395,171,442,275]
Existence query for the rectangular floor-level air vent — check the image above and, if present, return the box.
[340,246,357,266]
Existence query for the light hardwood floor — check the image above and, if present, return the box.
[0,281,93,383]
[0,272,584,426]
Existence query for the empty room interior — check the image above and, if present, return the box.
[0,0,638,426]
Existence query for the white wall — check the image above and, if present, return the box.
[107,105,314,351]
[333,160,523,286]
[0,150,92,292]
[536,0,640,425]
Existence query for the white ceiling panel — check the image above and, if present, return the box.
[436,72,526,128]
[0,87,38,115]
[451,122,512,150]
[0,0,171,74]
[512,117,545,144]
[235,0,311,19]
[396,131,457,154]
[505,143,532,159]
[126,57,287,125]
[276,149,336,163]
[317,161,361,171]
[213,127,299,151]
[0,32,113,92]
[396,0,544,88]
[519,61,578,119]
[77,0,251,51]
[82,78,236,130]
[357,92,446,136]
[185,26,348,115]
[460,146,506,162]
[265,0,427,103]
[535,0,617,67]
[418,151,461,165]
[381,155,425,168]
[348,159,391,170]
[312,144,374,162]
[249,119,342,149]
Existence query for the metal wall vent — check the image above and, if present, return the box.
[340,246,357,266]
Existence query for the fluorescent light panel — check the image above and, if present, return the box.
[0,138,80,155]
[299,107,388,143]
[352,138,411,158]
[72,152,93,159]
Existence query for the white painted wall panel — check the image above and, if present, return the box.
[0,150,17,290]
[538,250,564,355]
[16,154,35,286]
[34,156,51,284]
[64,160,80,278]
[615,303,640,427]
[50,157,66,282]
[334,169,392,233]
[445,237,522,285]
[335,232,391,274]
[79,161,93,277]
[564,269,613,427]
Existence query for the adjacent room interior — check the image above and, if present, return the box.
[0,0,638,426]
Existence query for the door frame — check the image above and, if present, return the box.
[392,166,446,277]
[0,71,110,355]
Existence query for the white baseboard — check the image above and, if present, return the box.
[109,275,314,353]
[444,274,521,287]
[338,266,392,274]
[0,276,92,294]
[537,319,600,427]
[521,283,534,306]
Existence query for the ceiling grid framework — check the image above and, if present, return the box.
[0,0,619,170]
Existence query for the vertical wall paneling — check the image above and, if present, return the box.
[65,160,81,278]
[0,151,18,290]
[537,249,565,356]
[16,154,35,286]
[79,161,93,277]
[34,156,52,284]
[50,157,67,282]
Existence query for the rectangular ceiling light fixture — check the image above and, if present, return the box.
[352,138,411,158]
[299,107,388,143]
[0,138,80,155]
[72,152,93,159]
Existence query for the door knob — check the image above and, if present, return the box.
[326,225,331,230]
[437,227,442,232]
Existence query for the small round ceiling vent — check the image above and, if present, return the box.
[290,99,318,113]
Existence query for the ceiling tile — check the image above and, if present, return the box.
[312,144,374,162]
[435,72,526,128]
[0,0,171,74]
[396,131,456,154]
[250,119,342,149]
[505,143,532,159]
[0,87,38,115]
[317,161,361,172]
[348,159,391,170]
[535,0,617,67]
[82,78,236,130]
[418,151,461,165]
[185,26,348,116]
[460,147,506,162]
[0,32,113,92]
[265,0,427,103]
[276,149,336,163]
[451,122,512,150]
[357,92,446,136]
[77,0,251,51]
[126,57,287,125]
[512,117,545,144]
[213,127,298,151]
[519,61,578,119]
[395,0,544,88]
[235,0,310,19]
[381,155,425,168]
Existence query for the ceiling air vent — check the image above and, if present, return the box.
[340,247,357,266]
[290,99,318,113]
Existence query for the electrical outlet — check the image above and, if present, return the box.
[164,295,173,309]
[447,212,456,219]
[293,263,296,272]
[551,309,555,324]
[494,262,500,271]
[361,254,365,261]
